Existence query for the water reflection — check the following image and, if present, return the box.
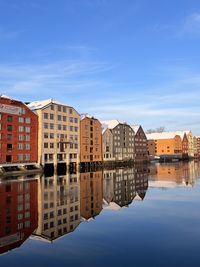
[32,173,81,242]
[0,162,200,255]
[0,176,38,254]
[103,167,148,210]
[80,171,103,221]
[148,161,199,188]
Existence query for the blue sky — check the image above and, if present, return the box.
[1,0,200,134]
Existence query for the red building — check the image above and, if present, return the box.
[0,95,38,165]
[0,179,38,254]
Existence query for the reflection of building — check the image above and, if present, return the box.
[80,171,103,220]
[103,168,148,210]
[80,115,103,167]
[135,166,149,200]
[33,173,80,242]
[28,99,80,170]
[103,170,114,204]
[149,163,195,188]
[0,178,38,254]
[0,95,38,166]
[101,120,135,162]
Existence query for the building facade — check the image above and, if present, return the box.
[101,120,135,162]
[196,136,200,158]
[0,95,38,166]
[80,116,103,168]
[147,132,182,159]
[131,125,148,162]
[28,99,80,170]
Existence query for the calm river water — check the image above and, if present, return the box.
[0,161,200,267]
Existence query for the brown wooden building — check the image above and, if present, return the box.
[80,115,103,169]
[131,125,148,163]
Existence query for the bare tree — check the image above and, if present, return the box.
[146,127,165,134]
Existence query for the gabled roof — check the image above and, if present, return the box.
[28,99,70,110]
[146,132,181,140]
[173,131,191,139]
[100,120,121,131]
[131,125,140,134]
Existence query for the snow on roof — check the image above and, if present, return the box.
[0,94,12,99]
[28,99,69,110]
[173,131,191,139]
[100,119,122,130]
[148,180,192,188]
[131,125,140,134]
[146,132,182,140]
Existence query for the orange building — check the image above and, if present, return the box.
[147,132,182,158]
[80,171,103,220]
[80,115,103,169]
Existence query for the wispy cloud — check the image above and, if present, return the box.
[183,12,200,35]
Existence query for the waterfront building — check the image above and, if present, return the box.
[80,171,103,220]
[0,95,38,167]
[174,131,194,158]
[101,120,135,162]
[131,125,148,162]
[0,178,38,254]
[196,136,200,158]
[33,173,80,242]
[28,99,80,170]
[147,132,182,159]
[80,115,103,169]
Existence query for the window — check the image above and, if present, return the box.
[18,154,23,161]
[69,108,73,114]
[25,154,30,161]
[25,144,30,150]
[58,124,62,130]
[18,134,24,141]
[7,134,12,141]
[25,135,30,141]
[25,127,30,133]
[19,117,24,123]
[63,116,66,122]
[50,114,54,120]
[63,125,66,131]
[50,143,54,149]
[44,143,48,148]
[50,123,54,129]
[18,126,24,132]
[57,105,61,112]
[18,143,23,150]
[7,144,12,150]
[7,115,12,122]
[44,133,48,139]
[44,123,48,129]
[25,118,31,123]
[7,125,13,131]
[50,133,54,139]
[74,118,78,123]
[58,115,61,121]
[44,113,48,119]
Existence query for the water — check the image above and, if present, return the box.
[0,161,200,267]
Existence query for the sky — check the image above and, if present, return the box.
[1,0,200,134]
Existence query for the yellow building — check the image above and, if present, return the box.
[147,132,182,158]
[33,173,80,242]
[28,99,80,170]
